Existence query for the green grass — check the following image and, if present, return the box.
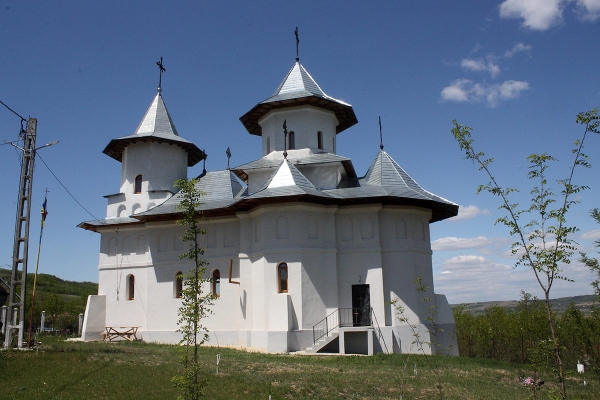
[1,336,598,399]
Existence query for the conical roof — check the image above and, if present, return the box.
[247,159,329,200]
[240,62,357,136]
[362,150,425,190]
[103,93,205,166]
[357,150,458,220]
[261,159,316,191]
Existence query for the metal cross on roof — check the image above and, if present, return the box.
[295,27,300,62]
[156,57,166,93]
[283,119,288,159]
[226,147,231,169]
[379,116,384,150]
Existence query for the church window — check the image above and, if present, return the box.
[175,271,183,299]
[278,263,288,293]
[212,269,221,297]
[317,131,323,150]
[288,131,295,150]
[267,136,271,154]
[134,175,143,194]
[128,275,135,300]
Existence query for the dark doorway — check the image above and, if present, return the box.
[351,284,371,326]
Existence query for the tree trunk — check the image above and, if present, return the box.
[544,290,565,398]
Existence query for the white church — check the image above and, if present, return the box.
[79,49,459,355]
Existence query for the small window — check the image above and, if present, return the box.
[278,263,288,293]
[128,275,135,300]
[266,136,271,154]
[134,175,143,194]
[175,271,183,299]
[288,132,295,150]
[212,269,220,297]
[317,131,323,150]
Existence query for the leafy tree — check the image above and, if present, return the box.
[580,208,600,297]
[451,108,599,398]
[171,178,214,400]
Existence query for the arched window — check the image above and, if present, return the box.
[175,271,183,299]
[278,263,288,293]
[134,175,143,194]
[212,269,221,298]
[128,275,135,300]
[317,131,323,150]
[288,131,295,150]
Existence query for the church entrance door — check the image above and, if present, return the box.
[351,284,371,326]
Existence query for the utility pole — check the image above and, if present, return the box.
[4,118,37,349]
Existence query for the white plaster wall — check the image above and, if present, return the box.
[81,295,106,341]
[259,106,339,156]
[92,197,455,354]
[121,142,187,193]
[296,163,344,190]
[104,141,186,219]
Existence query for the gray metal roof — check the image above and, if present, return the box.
[135,170,247,218]
[268,63,348,105]
[77,216,143,232]
[359,150,457,205]
[239,62,358,136]
[233,152,357,179]
[103,93,206,167]
[246,159,332,200]
[80,151,457,230]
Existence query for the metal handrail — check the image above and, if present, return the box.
[313,308,339,344]
[370,308,390,354]
[312,307,374,344]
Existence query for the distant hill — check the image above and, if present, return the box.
[451,294,598,315]
[0,268,97,303]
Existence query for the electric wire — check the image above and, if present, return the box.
[35,153,119,235]
[36,153,102,223]
[0,99,26,122]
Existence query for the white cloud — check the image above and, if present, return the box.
[440,80,470,102]
[499,0,600,29]
[434,254,597,303]
[499,0,565,30]
[504,42,532,57]
[581,229,600,241]
[461,58,501,78]
[576,0,600,20]
[432,236,493,251]
[441,79,529,107]
[449,205,491,221]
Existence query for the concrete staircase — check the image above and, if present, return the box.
[301,333,339,354]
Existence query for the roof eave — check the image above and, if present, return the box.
[102,136,206,166]
[239,96,358,136]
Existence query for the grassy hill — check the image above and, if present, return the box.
[1,268,98,330]
[451,294,598,315]
[0,337,597,399]
[0,268,97,301]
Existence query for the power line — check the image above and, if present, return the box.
[0,99,26,122]
[36,153,102,223]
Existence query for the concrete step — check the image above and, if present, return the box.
[303,333,339,354]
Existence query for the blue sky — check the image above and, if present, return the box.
[1,0,599,303]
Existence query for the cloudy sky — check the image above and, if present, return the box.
[1,0,599,304]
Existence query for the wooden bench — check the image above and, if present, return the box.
[104,326,139,342]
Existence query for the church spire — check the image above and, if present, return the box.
[156,57,166,94]
[379,116,384,150]
[295,27,300,62]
